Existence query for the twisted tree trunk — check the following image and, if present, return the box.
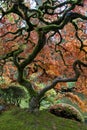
[29,96,40,112]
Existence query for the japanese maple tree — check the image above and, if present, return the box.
[0,0,87,112]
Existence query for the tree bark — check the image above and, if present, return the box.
[29,96,40,113]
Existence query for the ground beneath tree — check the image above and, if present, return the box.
[0,108,87,130]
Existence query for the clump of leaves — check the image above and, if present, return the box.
[0,86,26,107]
[49,103,84,122]
[40,89,61,110]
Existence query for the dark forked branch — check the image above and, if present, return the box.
[38,60,87,99]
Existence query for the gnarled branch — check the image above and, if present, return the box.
[38,60,87,99]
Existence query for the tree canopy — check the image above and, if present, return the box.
[0,0,87,112]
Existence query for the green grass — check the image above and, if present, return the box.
[0,108,87,130]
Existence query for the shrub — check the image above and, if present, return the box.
[49,103,84,122]
[0,86,26,107]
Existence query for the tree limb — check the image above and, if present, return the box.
[38,60,87,99]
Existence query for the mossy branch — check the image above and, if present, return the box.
[20,31,46,69]
[13,49,37,97]
[38,60,87,99]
